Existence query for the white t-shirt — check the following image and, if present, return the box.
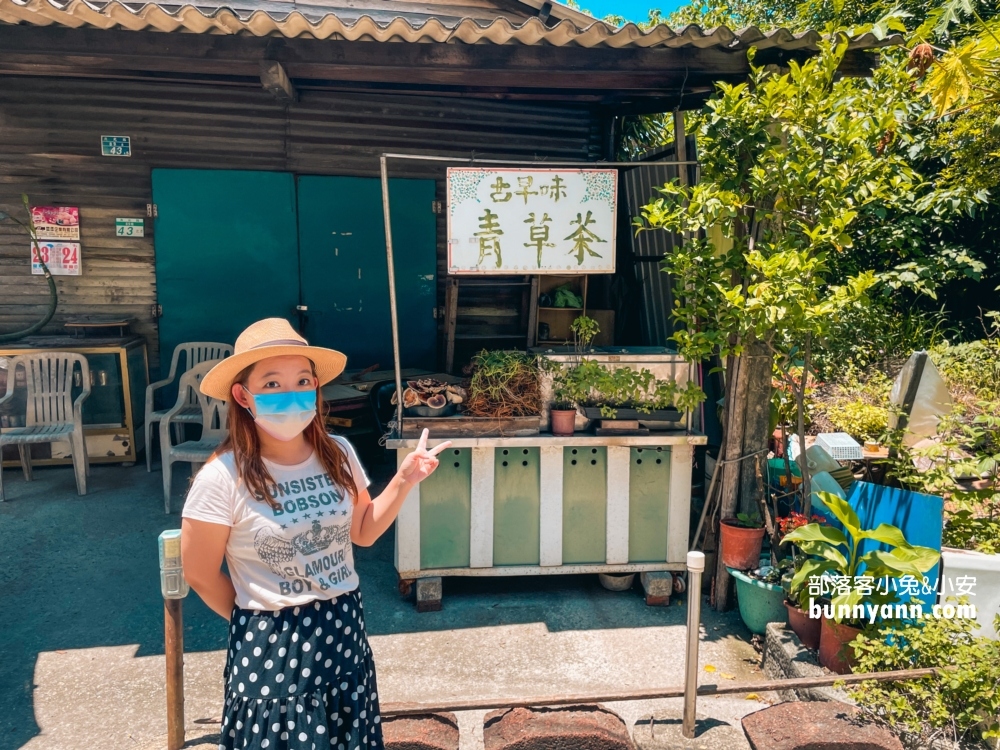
[181,436,370,611]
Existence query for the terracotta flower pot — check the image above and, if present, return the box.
[771,427,787,457]
[719,519,765,570]
[819,617,862,674]
[786,600,821,650]
[549,409,577,437]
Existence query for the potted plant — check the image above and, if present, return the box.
[549,389,580,437]
[570,314,600,353]
[719,511,766,570]
[728,558,791,635]
[778,512,827,650]
[783,491,940,674]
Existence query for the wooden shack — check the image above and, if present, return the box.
[0,0,897,373]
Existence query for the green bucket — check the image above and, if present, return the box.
[728,568,788,635]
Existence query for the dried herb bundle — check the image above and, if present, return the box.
[463,350,541,418]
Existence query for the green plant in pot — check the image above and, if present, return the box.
[720,511,766,570]
[570,314,599,354]
[778,511,828,650]
[782,491,940,674]
[729,556,794,635]
[546,356,590,437]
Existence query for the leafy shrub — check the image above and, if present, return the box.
[815,301,953,381]
[819,367,892,443]
[944,505,1000,555]
[930,337,1000,402]
[826,399,889,443]
[850,610,1000,747]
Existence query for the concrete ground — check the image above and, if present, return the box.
[0,459,774,750]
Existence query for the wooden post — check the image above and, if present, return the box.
[444,277,459,374]
[526,276,540,348]
[165,598,185,750]
[738,342,773,519]
[714,352,746,611]
[674,111,689,187]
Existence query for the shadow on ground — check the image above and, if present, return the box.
[0,460,749,748]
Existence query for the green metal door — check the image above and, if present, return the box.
[297,176,437,371]
[152,169,300,378]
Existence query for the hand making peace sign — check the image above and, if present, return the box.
[397,428,453,486]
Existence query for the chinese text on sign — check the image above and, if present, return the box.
[447,168,617,275]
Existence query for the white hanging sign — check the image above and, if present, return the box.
[446,168,617,275]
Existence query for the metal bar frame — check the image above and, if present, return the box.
[381,666,950,717]
[379,152,702,438]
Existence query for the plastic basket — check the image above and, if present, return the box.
[814,432,863,461]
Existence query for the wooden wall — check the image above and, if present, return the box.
[0,75,605,370]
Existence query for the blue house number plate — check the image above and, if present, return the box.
[101,135,131,157]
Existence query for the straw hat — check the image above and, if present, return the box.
[200,318,347,400]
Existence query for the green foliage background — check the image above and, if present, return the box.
[619,0,1000,340]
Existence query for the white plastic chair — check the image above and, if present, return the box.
[162,360,228,513]
[145,342,232,472]
[0,353,91,499]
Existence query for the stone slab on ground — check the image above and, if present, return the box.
[483,705,632,750]
[762,623,854,704]
[383,712,460,750]
[632,713,749,750]
[742,701,903,750]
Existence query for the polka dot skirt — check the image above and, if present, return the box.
[219,589,384,750]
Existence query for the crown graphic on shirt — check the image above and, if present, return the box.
[291,520,351,556]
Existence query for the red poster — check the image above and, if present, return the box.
[31,206,80,241]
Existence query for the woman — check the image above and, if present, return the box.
[181,318,450,750]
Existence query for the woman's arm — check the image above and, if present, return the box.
[180,518,237,619]
[351,429,451,547]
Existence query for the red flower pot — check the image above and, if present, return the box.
[786,600,821,650]
[549,409,577,437]
[719,519,765,570]
[819,617,862,674]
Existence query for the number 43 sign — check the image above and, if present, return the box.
[32,241,82,276]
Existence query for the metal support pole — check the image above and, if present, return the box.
[165,598,185,750]
[380,155,404,433]
[159,529,189,750]
[683,550,705,739]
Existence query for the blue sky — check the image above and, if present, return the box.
[577,0,686,22]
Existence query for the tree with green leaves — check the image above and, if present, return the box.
[634,39,982,609]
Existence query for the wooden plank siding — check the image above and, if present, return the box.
[0,75,605,369]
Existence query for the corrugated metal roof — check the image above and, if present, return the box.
[0,0,902,49]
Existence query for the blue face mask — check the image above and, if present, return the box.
[242,387,317,441]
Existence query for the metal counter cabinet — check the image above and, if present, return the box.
[387,432,707,610]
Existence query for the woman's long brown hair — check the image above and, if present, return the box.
[213,362,358,510]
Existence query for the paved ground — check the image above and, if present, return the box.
[0,460,772,750]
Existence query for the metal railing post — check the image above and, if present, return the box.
[683,550,705,739]
[159,529,190,750]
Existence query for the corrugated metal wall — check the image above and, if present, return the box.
[0,76,603,369]
[621,157,689,347]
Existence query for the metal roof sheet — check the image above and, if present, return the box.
[0,0,902,50]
